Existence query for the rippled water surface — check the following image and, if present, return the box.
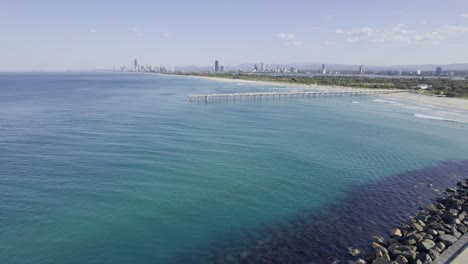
[1,73,468,264]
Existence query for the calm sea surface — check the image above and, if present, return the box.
[1,73,468,263]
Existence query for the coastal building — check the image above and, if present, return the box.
[254,64,258,72]
[260,62,265,72]
[359,65,364,74]
[134,59,139,71]
[214,60,219,72]
[220,66,225,72]
[321,64,326,74]
[417,69,422,75]
[435,67,442,76]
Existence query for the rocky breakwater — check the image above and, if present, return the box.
[354,179,468,264]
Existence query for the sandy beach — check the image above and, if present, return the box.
[182,74,468,112]
[181,74,323,88]
[382,92,468,112]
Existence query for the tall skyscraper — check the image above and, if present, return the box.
[321,64,326,74]
[134,59,138,71]
[435,67,442,76]
[417,69,422,75]
[260,62,265,72]
[254,64,258,72]
[214,60,219,72]
[220,65,225,72]
[359,65,364,74]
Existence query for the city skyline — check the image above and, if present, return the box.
[116,58,464,78]
[2,0,468,71]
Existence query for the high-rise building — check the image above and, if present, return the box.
[260,62,265,72]
[359,65,364,74]
[134,59,138,71]
[214,60,219,72]
[254,64,258,72]
[220,66,225,72]
[417,69,422,75]
[321,64,326,74]
[435,67,442,76]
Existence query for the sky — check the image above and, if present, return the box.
[2,0,468,71]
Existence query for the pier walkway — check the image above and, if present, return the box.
[188,89,407,103]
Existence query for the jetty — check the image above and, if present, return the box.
[188,89,407,103]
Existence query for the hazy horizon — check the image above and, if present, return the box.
[2,0,468,71]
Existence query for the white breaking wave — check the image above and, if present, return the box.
[403,105,432,111]
[373,99,395,103]
[413,114,468,124]
[413,113,452,121]
[372,99,405,106]
[352,101,360,104]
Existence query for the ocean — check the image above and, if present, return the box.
[1,72,467,264]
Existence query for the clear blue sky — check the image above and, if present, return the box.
[2,0,468,70]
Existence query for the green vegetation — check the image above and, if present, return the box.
[172,72,468,98]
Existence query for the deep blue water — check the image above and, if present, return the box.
[1,72,468,264]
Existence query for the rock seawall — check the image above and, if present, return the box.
[354,179,468,264]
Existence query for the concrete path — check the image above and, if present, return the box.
[450,244,468,264]
[433,233,468,264]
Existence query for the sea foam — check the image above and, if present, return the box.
[373,99,405,106]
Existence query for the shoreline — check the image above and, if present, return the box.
[177,74,468,112]
[178,74,347,89]
[382,93,468,112]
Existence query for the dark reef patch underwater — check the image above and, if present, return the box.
[178,160,468,264]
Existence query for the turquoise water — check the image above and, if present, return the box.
[1,73,468,263]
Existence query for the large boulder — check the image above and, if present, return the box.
[417,239,436,251]
[387,243,401,255]
[414,215,430,222]
[436,241,446,251]
[372,258,392,264]
[418,252,432,264]
[427,204,437,213]
[427,249,440,260]
[438,234,457,246]
[373,236,385,244]
[442,209,459,222]
[408,233,424,243]
[411,223,424,232]
[426,229,438,236]
[458,225,467,233]
[349,247,361,257]
[405,238,417,245]
[390,228,403,237]
[392,249,416,262]
[395,255,408,264]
